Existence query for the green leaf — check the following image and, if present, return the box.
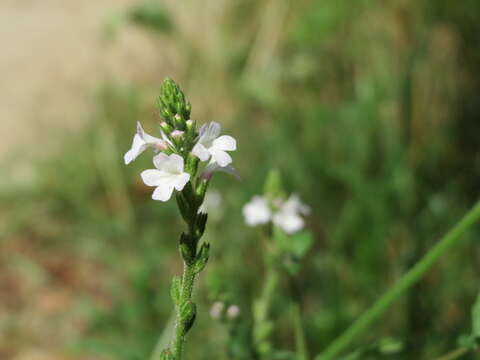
[273,227,314,259]
[194,242,210,274]
[290,231,314,258]
[180,301,197,334]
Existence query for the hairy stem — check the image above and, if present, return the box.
[317,200,480,360]
[172,263,197,359]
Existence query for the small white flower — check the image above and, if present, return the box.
[124,122,169,165]
[226,305,240,319]
[242,194,310,234]
[242,196,271,226]
[209,301,225,319]
[140,153,190,201]
[272,194,310,234]
[192,122,236,167]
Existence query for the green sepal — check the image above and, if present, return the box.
[180,301,197,334]
[185,154,199,177]
[195,178,208,205]
[194,242,210,274]
[195,212,208,238]
[170,276,181,307]
[179,232,197,265]
[175,193,190,222]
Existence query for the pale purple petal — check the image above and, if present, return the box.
[137,121,163,145]
[199,122,221,143]
[212,135,236,151]
[124,134,147,164]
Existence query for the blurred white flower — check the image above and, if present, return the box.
[140,153,190,201]
[272,194,311,234]
[242,194,310,234]
[124,122,169,164]
[226,305,240,319]
[242,196,271,226]
[192,122,236,167]
[209,301,225,319]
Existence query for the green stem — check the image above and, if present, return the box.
[254,265,280,358]
[292,302,309,360]
[172,263,196,359]
[317,200,480,360]
[434,347,471,360]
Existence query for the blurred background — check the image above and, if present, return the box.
[1,0,480,359]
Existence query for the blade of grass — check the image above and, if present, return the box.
[317,200,480,360]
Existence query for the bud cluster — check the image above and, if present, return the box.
[158,79,197,155]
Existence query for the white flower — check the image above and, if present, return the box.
[209,301,225,319]
[192,122,236,167]
[242,196,271,226]
[124,122,169,165]
[242,194,310,234]
[140,153,190,201]
[226,305,240,319]
[272,194,310,234]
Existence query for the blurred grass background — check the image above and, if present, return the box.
[1,0,480,359]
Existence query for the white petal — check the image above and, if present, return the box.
[273,211,304,234]
[152,184,175,202]
[153,153,170,170]
[141,169,168,186]
[124,134,147,164]
[210,149,232,167]
[166,154,185,174]
[212,135,236,151]
[172,172,190,191]
[284,194,311,215]
[242,196,271,226]
[192,143,210,161]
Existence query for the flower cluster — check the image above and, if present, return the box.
[243,194,310,234]
[124,79,237,202]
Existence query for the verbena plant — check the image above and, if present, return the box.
[124,78,237,359]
